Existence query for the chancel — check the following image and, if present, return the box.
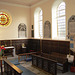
[0,0,75,75]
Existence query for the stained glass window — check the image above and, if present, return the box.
[0,12,10,27]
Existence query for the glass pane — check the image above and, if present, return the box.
[40,10,43,15]
[57,2,66,38]
[39,16,42,20]
[58,2,65,11]
[39,21,42,25]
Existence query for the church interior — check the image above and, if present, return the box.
[0,0,75,75]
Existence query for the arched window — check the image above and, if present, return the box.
[34,8,43,38]
[57,2,66,38]
[52,1,66,39]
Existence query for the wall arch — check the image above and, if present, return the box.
[34,7,43,38]
[52,0,65,39]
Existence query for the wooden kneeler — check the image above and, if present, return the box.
[70,66,75,72]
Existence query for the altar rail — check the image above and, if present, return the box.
[3,59,23,75]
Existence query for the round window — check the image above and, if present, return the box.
[0,12,11,27]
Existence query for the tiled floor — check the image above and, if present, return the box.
[19,60,75,75]
[19,61,51,75]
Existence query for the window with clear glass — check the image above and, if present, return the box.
[57,2,66,38]
[34,8,43,38]
[39,10,43,38]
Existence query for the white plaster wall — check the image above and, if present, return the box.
[0,0,75,40]
[30,0,75,40]
[30,0,54,39]
[0,3,30,40]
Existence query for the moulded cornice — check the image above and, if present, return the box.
[0,0,48,8]
[31,0,48,8]
[0,1,30,8]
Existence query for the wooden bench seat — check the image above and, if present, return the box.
[36,52,68,73]
[32,54,57,75]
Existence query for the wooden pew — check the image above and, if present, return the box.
[32,54,57,75]
[34,52,68,73]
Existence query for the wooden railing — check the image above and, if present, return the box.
[18,52,38,62]
[3,59,23,75]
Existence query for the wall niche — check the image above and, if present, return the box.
[18,23,27,38]
[44,21,51,38]
[68,15,75,34]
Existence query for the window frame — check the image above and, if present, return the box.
[56,2,66,38]
[39,10,43,38]
[34,8,43,38]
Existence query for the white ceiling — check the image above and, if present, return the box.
[0,0,47,6]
